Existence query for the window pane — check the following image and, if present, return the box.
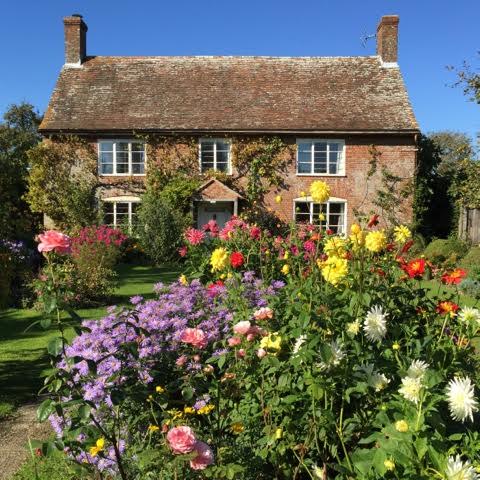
[132,163,144,174]
[216,141,230,151]
[313,142,327,151]
[99,141,114,152]
[116,142,129,152]
[132,151,144,163]
[295,202,310,223]
[131,142,144,152]
[298,142,311,152]
[329,143,341,152]
[216,162,229,172]
[216,150,229,164]
[329,151,339,174]
[313,150,327,173]
[103,203,114,225]
[116,162,129,174]
[116,203,129,215]
[101,163,113,174]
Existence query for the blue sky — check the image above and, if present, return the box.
[1,0,478,141]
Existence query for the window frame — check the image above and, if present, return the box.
[98,140,147,176]
[293,198,347,234]
[198,138,232,174]
[102,199,140,231]
[296,139,346,176]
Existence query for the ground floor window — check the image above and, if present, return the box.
[103,201,140,230]
[294,200,346,234]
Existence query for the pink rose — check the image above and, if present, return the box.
[233,321,251,336]
[37,230,72,255]
[190,441,214,470]
[253,307,273,321]
[246,325,265,342]
[257,348,267,358]
[227,336,242,347]
[167,426,197,454]
[181,328,208,349]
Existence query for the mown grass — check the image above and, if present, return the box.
[0,264,181,419]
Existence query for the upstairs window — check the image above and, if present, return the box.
[103,199,140,230]
[99,141,146,175]
[297,140,345,175]
[294,199,346,234]
[199,139,231,173]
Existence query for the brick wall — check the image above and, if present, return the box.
[88,133,417,229]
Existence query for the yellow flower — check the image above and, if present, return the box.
[384,459,395,471]
[89,437,105,457]
[197,404,215,415]
[324,237,347,257]
[168,409,184,419]
[260,332,282,351]
[283,251,289,260]
[148,424,160,433]
[155,386,165,394]
[365,230,387,253]
[318,213,326,221]
[309,180,330,203]
[349,224,365,250]
[321,256,348,286]
[183,406,196,414]
[147,394,154,402]
[231,422,244,434]
[210,247,228,272]
[179,274,188,286]
[392,342,400,351]
[281,264,290,275]
[275,428,283,439]
[395,420,409,432]
[393,225,411,244]
[350,223,361,235]
[275,195,282,204]
[346,320,361,336]
[300,190,306,197]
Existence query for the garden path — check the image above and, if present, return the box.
[0,403,51,480]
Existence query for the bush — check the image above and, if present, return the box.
[37,211,480,479]
[423,237,468,267]
[459,246,480,279]
[136,193,183,264]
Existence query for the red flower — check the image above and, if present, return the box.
[250,226,261,240]
[401,239,414,253]
[230,251,244,268]
[185,228,205,245]
[405,258,426,279]
[367,214,380,228]
[436,301,459,315]
[441,268,467,285]
[178,246,187,257]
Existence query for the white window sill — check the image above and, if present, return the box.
[99,174,146,177]
[296,173,346,177]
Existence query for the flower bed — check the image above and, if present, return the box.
[35,183,480,479]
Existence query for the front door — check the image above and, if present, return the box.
[197,202,233,229]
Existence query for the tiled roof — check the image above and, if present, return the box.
[40,55,418,133]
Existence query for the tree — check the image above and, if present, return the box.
[0,103,42,239]
[450,52,480,104]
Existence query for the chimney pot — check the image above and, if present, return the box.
[376,15,399,64]
[63,14,87,65]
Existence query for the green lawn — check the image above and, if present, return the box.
[0,264,181,418]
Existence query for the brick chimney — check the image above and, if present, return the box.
[376,15,399,64]
[64,14,87,65]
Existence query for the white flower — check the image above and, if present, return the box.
[369,373,390,392]
[407,360,429,379]
[399,376,423,404]
[363,306,388,343]
[346,319,361,336]
[445,455,480,480]
[458,307,480,328]
[446,376,479,423]
[317,339,345,371]
[312,465,324,479]
[292,335,306,354]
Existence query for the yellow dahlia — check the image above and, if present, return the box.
[393,225,411,244]
[324,237,347,257]
[309,180,330,203]
[321,255,348,286]
[365,230,387,253]
[210,247,228,272]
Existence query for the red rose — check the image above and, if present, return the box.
[230,252,244,268]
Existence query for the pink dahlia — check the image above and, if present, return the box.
[189,441,214,470]
[185,228,205,246]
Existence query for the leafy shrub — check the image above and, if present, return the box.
[423,237,468,267]
[36,211,480,479]
[459,246,480,279]
[136,193,183,264]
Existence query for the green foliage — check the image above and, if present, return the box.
[136,193,183,264]
[0,102,41,239]
[450,53,480,104]
[423,238,469,267]
[26,137,97,231]
[459,246,480,279]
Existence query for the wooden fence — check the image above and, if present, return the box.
[459,208,480,244]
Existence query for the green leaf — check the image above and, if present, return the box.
[40,317,52,329]
[47,337,64,356]
[78,405,91,420]
[37,399,55,422]
[110,389,126,405]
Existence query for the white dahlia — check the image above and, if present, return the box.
[458,307,480,328]
[292,335,306,354]
[369,373,390,392]
[446,376,479,423]
[363,306,388,343]
[407,360,429,379]
[399,376,422,404]
[445,455,480,480]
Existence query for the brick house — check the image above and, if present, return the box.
[39,14,418,233]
